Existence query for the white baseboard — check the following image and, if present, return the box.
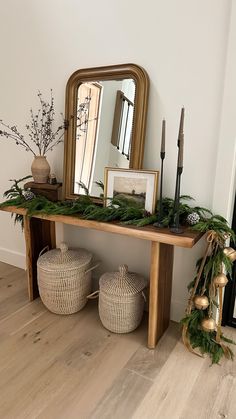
[170,299,186,322]
[0,247,26,270]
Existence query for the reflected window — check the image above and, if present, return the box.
[74,83,102,194]
[111,80,135,160]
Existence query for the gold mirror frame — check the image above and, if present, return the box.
[63,63,149,201]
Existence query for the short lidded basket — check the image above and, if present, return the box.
[37,243,93,315]
[99,264,147,333]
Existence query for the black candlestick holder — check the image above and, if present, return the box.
[153,151,165,228]
[170,166,183,234]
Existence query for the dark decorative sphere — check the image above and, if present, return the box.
[23,189,35,201]
[187,212,200,226]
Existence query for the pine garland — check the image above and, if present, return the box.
[0,176,235,363]
[182,228,236,364]
[181,310,234,364]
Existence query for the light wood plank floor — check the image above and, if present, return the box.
[0,261,236,419]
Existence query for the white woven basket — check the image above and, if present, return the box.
[37,243,97,315]
[96,264,147,333]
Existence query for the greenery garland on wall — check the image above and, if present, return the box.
[0,176,235,364]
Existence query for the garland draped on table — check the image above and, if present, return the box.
[0,175,235,364]
[181,230,235,363]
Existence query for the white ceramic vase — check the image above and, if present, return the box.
[31,156,50,184]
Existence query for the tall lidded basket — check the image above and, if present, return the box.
[98,264,147,333]
[37,243,96,314]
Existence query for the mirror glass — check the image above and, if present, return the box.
[63,64,149,202]
[74,78,136,197]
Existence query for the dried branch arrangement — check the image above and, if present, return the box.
[0,91,65,156]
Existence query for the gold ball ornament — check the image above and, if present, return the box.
[213,273,228,288]
[223,247,236,262]
[193,295,209,310]
[201,317,216,332]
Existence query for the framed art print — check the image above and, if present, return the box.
[104,168,159,214]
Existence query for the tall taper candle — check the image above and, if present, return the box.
[161,119,166,153]
[178,108,184,167]
[171,107,185,234]
[178,107,185,147]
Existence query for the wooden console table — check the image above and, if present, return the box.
[1,206,203,349]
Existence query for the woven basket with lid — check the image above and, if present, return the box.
[98,264,147,333]
[37,243,94,314]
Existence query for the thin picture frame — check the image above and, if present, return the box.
[104,167,159,214]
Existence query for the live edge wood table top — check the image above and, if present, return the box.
[1,205,204,349]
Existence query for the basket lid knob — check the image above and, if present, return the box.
[119,264,128,276]
[60,242,69,254]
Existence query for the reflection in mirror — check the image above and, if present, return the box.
[74,78,136,197]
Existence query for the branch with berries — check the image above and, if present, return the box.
[0,90,66,156]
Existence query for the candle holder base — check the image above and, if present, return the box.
[170,226,184,235]
[153,221,164,229]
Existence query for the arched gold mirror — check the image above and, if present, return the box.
[63,63,149,201]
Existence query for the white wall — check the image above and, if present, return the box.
[108,145,130,169]
[0,0,234,320]
[213,0,236,221]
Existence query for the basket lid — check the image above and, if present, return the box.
[99,264,147,296]
[37,242,92,271]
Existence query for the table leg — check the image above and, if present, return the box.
[148,241,174,349]
[24,216,56,301]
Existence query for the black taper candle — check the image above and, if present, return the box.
[174,107,184,191]
[171,108,185,234]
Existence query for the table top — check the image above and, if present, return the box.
[0,206,204,248]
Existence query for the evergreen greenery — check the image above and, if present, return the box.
[182,225,235,364]
[181,310,234,364]
[2,175,32,228]
[192,214,235,242]
[2,177,232,235]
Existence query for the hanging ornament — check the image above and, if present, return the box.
[201,317,216,332]
[213,273,228,288]
[193,294,209,310]
[186,212,200,226]
[23,188,35,201]
[223,247,236,262]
